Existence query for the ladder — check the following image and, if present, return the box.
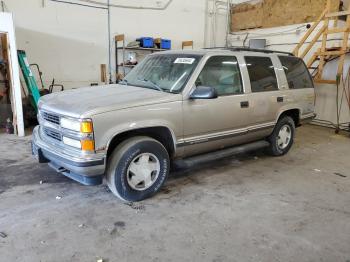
[293,0,350,84]
[17,50,41,112]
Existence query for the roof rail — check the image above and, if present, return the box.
[204,46,294,56]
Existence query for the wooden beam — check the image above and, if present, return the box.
[327,27,349,34]
[293,8,327,56]
[314,79,337,84]
[306,54,318,68]
[325,10,350,18]
[337,3,350,76]
[316,1,332,80]
[300,25,327,59]
[316,50,348,56]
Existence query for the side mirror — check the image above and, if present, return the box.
[189,86,218,99]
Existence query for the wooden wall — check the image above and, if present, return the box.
[231,0,340,31]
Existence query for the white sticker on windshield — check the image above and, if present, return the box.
[174,58,195,64]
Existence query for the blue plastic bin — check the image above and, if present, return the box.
[160,39,171,49]
[136,37,154,48]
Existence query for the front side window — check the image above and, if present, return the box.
[245,56,278,92]
[123,54,202,93]
[195,56,243,96]
[279,56,314,89]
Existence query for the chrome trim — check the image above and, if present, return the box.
[247,122,275,132]
[177,122,275,147]
[38,109,94,151]
[43,127,62,141]
[41,111,60,125]
[33,126,105,164]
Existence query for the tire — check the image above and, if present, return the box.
[106,136,170,202]
[267,116,295,156]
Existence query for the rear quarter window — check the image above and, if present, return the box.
[245,56,278,92]
[279,56,314,89]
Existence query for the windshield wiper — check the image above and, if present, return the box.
[136,77,164,92]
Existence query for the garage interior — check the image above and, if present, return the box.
[1,0,350,261]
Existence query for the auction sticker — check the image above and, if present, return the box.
[174,58,195,64]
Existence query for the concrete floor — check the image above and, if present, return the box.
[0,125,349,262]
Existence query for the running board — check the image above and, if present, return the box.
[173,140,270,169]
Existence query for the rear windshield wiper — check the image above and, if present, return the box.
[136,77,164,92]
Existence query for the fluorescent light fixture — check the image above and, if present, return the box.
[60,118,81,132]
[62,136,81,149]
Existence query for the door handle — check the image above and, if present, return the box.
[277,97,284,103]
[240,101,249,108]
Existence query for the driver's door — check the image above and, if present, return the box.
[181,55,252,156]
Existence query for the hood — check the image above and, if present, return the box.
[39,84,181,118]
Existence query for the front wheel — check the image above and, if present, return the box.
[267,116,295,156]
[106,136,170,202]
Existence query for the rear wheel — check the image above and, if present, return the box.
[106,136,170,202]
[267,116,295,156]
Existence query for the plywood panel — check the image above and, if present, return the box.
[231,0,340,31]
[231,2,263,30]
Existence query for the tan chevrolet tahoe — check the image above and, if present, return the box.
[32,48,316,201]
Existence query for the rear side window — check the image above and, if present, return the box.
[245,56,278,92]
[279,56,314,89]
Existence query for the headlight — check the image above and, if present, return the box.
[60,118,81,132]
[60,117,95,151]
[62,136,81,149]
[60,118,93,133]
[62,136,95,151]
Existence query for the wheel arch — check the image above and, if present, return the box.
[277,108,301,127]
[106,126,177,160]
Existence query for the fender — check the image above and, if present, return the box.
[275,104,302,124]
[102,120,179,155]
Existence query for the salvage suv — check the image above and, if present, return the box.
[32,48,316,201]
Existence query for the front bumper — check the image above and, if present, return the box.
[32,126,105,185]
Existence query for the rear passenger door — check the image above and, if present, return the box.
[244,55,286,129]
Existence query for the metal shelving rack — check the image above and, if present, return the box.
[115,34,167,80]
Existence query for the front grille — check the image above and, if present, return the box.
[43,127,62,141]
[42,111,60,125]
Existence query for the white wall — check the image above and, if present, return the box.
[4,0,206,88]
[3,0,234,87]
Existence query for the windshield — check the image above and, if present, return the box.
[122,54,202,93]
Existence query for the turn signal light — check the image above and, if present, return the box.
[81,139,95,151]
[80,121,93,133]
